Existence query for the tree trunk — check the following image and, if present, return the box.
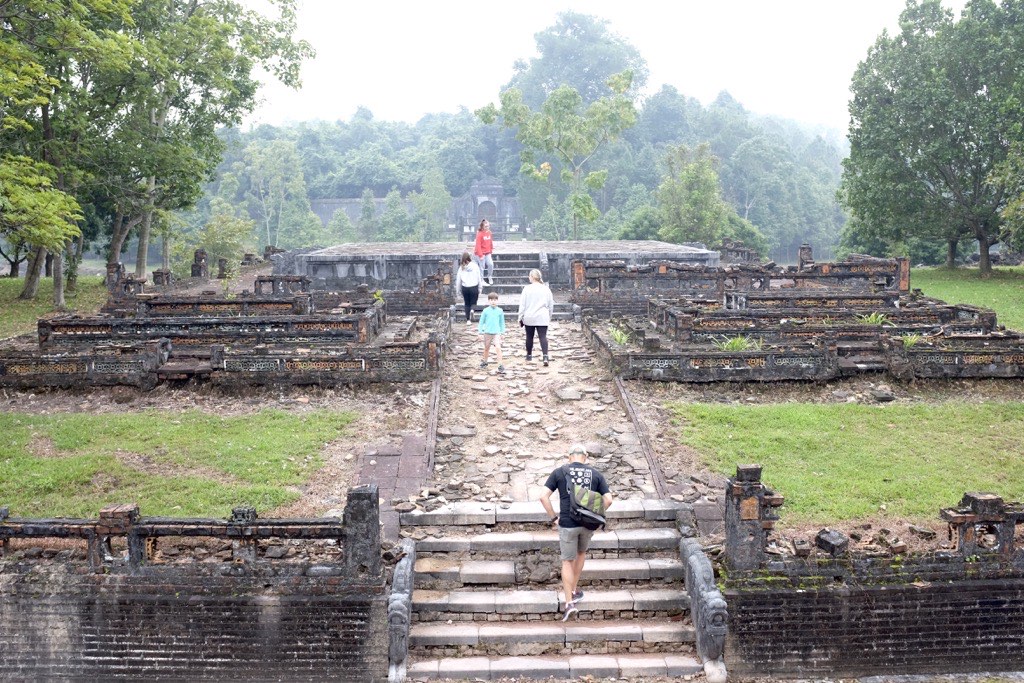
[66,235,83,293]
[135,176,157,278]
[8,261,19,278]
[109,213,144,266]
[161,230,170,270]
[44,252,53,277]
[52,248,65,309]
[945,239,958,269]
[978,239,992,276]
[19,246,48,299]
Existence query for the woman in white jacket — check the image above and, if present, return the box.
[455,252,483,324]
[517,269,554,365]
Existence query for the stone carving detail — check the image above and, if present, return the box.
[225,359,282,372]
[92,360,144,374]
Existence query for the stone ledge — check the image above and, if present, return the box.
[412,589,689,615]
[403,498,688,526]
[415,528,682,554]
[408,653,703,679]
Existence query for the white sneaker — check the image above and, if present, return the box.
[466,319,473,325]
[487,278,493,286]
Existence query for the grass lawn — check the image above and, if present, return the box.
[912,266,1024,331]
[0,408,356,518]
[0,275,109,340]
[668,402,1024,524]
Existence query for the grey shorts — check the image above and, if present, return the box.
[558,526,596,561]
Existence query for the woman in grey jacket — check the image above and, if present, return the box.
[517,269,555,365]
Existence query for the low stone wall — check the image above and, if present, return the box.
[0,488,387,681]
[0,339,169,390]
[721,467,1024,678]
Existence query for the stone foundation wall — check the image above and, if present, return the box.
[0,564,387,681]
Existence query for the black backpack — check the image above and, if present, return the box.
[562,464,607,531]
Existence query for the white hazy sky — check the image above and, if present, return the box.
[246,0,967,134]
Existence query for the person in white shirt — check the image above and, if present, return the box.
[516,268,555,365]
[455,252,482,324]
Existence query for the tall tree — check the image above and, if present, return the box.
[840,0,1024,274]
[505,12,647,108]
[328,209,358,243]
[358,188,378,241]
[478,71,637,239]
[410,167,451,242]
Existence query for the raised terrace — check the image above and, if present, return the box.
[575,249,1024,382]
[0,273,449,389]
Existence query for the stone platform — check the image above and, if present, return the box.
[272,240,719,292]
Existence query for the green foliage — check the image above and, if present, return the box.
[172,208,255,278]
[711,335,763,351]
[668,401,1024,523]
[378,188,414,242]
[913,266,1024,331]
[657,144,754,249]
[0,409,356,517]
[856,312,892,326]
[358,188,378,241]
[0,156,82,250]
[900,333,924,349]
[245,138,324,248]
[609,326,632,346]
[478,70,637,239]
[0,276,107,339]
[328,209,358,243]
[840,0,1024,273]
[410,167,451,242]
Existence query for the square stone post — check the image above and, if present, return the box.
[724,465,784,571]
[344,484,381,578]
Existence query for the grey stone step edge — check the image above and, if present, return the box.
[407,652,702,679]
[409,619,694,648]
[400,499,683,527]
[414,557,684,585]
[414,527,681,554]
[412,588,689,615]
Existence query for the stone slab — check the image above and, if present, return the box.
[580,558,650,581]
[617,654,669,677]
[411,590,449,611]
[642,499,684,520]
[614,527,680,550]
[470,531,542,552]
[566,589,634,612]
[586,530,619,550]
[494,501,558,523]
[565,622,643,643]
[460,560,516,584]
[416,536,471,552]
[406,659,439,677]
[409,623,479,647]
[446,591,496,613]
[414,557,459,581]
[494,590,559,614]
[642,622,695,643]
[400,501,496,526]
[569,655,620,678]
[666,655,703,676]
[631,589,689,611]
[604,498,645,520]
[647,557,685,580]
[436,656,490,679]
[478,622,565,644]
[490,656,569,679]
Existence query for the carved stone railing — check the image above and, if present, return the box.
[387,537,416,682]
[680,537,729,683]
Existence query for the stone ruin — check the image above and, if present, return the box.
[575,245,1024,382]
[0,267,452,390]
[719,465,1024,677]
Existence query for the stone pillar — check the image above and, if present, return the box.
[230,506,258,562]
[191,249,208,278]
[217,258,228,279]
[344,484,381,578]
[798,243,814,271]
[724,464,784,571]
[941,492,1017,558]
[106,262,125,293]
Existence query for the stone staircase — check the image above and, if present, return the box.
[484,253,543,295]
[398,499,702,680]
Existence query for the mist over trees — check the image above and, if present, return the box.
[189,11,847,262]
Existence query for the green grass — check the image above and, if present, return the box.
[669,402,1024,524]
[912,266,1024,331]
[0,275,109,340]
[0,409,356,518]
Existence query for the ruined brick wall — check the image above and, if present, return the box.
[0,563,387,681]
[725,565,1024,677]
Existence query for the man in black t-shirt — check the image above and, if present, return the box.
[539,443,613,621]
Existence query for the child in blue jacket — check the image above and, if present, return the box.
[478,292,506,374]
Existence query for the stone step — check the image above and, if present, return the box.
[414,557,685,586]
[414,527,681,555]
[409,618,694,648]
[400,499,683,527]
[412,588,689,616]
[407,652,702,679]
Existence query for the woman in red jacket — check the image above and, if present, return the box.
[474,219,494,286]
